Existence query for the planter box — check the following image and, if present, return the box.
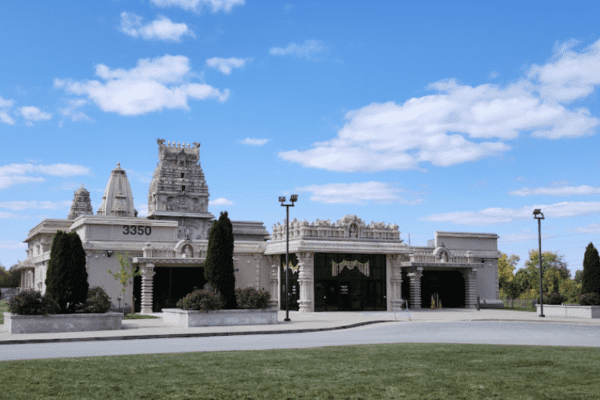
[535,304,600,319]
[5,312,123,334]
[162,308,278,327]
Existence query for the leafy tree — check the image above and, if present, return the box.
[45,231,89,313]
[574,270,583,285]
[559,278,581,304]
[498,253,520,298]
[204,211,236,309]
[107,252,141,313]
[513,250,572,301]
[6,265,21,288]
[581,242,600,296]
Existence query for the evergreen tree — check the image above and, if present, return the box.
[581,242,600,295]
[45,231,89,313]
[204,211,236,309]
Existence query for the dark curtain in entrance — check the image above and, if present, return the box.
[280,254,299,311]
[314,253,386,312]
[133,266,206,313]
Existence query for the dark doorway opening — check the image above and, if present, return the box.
[420,270,465,308]
[280,254,299,311]
[314,253,386,311]
[133,266,206,313]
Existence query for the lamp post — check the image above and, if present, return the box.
[533,209,545,317]
[279,194,298,322]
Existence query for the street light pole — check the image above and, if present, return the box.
[533,209,545,317]
[279,194,298,322]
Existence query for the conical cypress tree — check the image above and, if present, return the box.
[582,242,600,295]
[45,231,89,313]
[204,211,236,309]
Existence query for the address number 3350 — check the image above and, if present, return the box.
[123,225,152,235]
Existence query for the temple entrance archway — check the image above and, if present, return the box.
[420,270,465,308]
[134,266,205,312]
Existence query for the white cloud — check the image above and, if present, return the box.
[0,211,30,219]
[136,204,149,217]
[210,198,233,205]
[19,106,52,124]
[0,163,92,190]
[54,55,229,116]
[58,99,92,123]
[240,138,268,146]
[151,0,244,13]
[206,57,248,75]
[423,201,600,225]
[0,241,27,249]
[499,229,555,243]
[269,40,327,60]
[0,201,71,211]
[296,182,423,205]
[120,13,195,42]
[528,38,600,103]
[570,223,600,234]
[509,185,600,196]
[279,79,599,172]
[0,95,15,125]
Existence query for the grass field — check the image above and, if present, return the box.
[1,343,599,399]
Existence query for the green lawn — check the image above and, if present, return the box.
[1,343,599,399]
[0,299,8,324]
[499,306,536,312]
[123,313,158,320]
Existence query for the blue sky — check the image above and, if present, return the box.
[1,0,600,276]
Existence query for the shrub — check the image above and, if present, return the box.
[579,292,600,306]
[204,212,236,309]
[45,231,89,313]
[8,290,59,315]
[544,292,564,305]
[235,287,271,309]
[77,286,112,313]
[176,289,224,311]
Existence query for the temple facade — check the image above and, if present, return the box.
[17,139,502,313]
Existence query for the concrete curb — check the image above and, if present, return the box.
[0,320,390,346]
[466,319,600,326]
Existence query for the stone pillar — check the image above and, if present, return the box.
[268,256,279,309]
[408,268,423,309]
[297,252,314,313]
[464,268,478,309]
[388,255,403,311]
[140,263,156,314]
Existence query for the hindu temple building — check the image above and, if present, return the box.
[17,139,502,313]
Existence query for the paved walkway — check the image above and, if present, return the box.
[1,309,599,345]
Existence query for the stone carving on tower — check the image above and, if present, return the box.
[67,184,94,220]
[147,139,214,240]
[97,163,138,217]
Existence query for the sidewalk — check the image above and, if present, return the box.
[1,309,598,345]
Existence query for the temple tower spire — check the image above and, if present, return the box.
[67,184,94,220]
[97,163,137,217]
[147,139,214,240]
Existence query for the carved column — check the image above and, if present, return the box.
[268,256,279,309]
[388,255,403,311]
[297,252,314,313]
[464,268,478,309]
[140,263,156,314]
[408,268,423,309]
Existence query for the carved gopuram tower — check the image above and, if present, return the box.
[146,139,214,240]
[67,184,94,220]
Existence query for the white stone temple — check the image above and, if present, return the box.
[16,139,503,313]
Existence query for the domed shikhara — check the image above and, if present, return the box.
[67,184,94,220]
[96,163,137,217]
[146,139,214,240]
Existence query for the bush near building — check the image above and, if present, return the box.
[8,290,59,315]
[204,211,236,309]
[77,286,112,313]
[45,231,89,313]
[235,287,271,309]
[176,289,224,311]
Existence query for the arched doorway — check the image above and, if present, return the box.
[420,269,465,308]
